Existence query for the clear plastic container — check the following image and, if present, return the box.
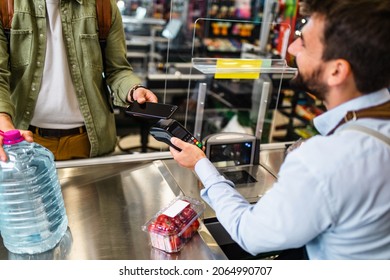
[142,196,205,253]
[0,130,68,254]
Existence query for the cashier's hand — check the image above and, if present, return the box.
[169,137,207,170]
[127,86,158,104]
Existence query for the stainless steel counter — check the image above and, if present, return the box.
[0,145,287,260]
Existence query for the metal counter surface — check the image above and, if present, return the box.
[0,153,225,260]
[160,159,278,219]
[0,145,287,260]
[259,142,289,176]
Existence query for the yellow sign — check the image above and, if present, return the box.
[215,59,262,79]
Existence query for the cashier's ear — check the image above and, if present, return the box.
[326,58,351,87]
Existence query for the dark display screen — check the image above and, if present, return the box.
[223,170,257,185]
[170,124,187,139]
[209,142,253,166]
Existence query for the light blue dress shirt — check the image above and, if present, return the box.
[197,88,390,259]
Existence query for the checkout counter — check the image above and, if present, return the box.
[0,143,288,260]
[0,48,300,259]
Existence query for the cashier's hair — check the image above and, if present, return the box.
[302,0,390,94]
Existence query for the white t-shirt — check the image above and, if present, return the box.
[31,0,84,129]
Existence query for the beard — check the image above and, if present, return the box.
[289,65,329,101]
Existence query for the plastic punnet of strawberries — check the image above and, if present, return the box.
[143,196,205,253]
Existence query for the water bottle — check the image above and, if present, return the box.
[8,227,73,260]
[0,129,68,254]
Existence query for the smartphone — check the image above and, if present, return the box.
[149,119,203,151]
[125,101,178,119]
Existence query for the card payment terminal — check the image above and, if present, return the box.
[149,119,203,151]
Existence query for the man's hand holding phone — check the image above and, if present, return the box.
[127,84,158,104]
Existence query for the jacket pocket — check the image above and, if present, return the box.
[10,29,33,68]
[80,33,103,71]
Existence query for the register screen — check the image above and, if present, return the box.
[209,142,253,166]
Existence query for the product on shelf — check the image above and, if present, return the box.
[295,104,324,121]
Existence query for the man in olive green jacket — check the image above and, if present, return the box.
[0,0,157,161]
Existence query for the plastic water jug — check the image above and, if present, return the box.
[0,130,68,254]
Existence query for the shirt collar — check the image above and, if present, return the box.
[313,88,390,135]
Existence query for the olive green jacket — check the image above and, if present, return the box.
[0,0,141,157]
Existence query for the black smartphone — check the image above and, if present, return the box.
[149,119,203,151]
[125,101,178,119]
